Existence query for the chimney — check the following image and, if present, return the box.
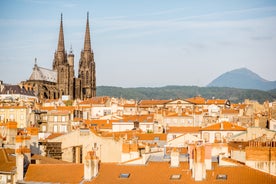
[170,148,180,167]
[145,143,150,153]
[6,121,17,144]
[192,145,206,181]
[220,122,224,130]
[84,151,99,181]
[16,153,24,182]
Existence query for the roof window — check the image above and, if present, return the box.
[216,174,227,180]
[170,174,181,180]
[119,173,130,178]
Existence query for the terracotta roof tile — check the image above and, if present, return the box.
[0,148,15,172]
[201,122,246,131]
[138,99,170,107]
[45,133,64,140]
[84,119,117,129]
[79,96,109,105]
[186,96,206,104]
[206,99,227,105]
[24,164,83,183]
[122,114,154,122]
[167,126,201,133]
[221,109,239,114]
[85,162,276,184]
[31,154,70,164]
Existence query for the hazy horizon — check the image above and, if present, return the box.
[0,0,276,87]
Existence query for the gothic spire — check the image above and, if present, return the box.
[57,13,65,52]
[84,12,92,52]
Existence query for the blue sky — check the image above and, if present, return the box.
[0,0,276,87]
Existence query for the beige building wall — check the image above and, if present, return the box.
[49,129,122,163]
[0,106,29,128]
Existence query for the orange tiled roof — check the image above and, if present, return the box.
[206,99,227,105]
[221,109,239,114]
[167,126,201,133]
[84,119,118,129]
[201,122,246,131]
[186,96,206,104]
[45,133,64,140]
[100,131,167,141]
[24,164,83,183]
[0,106,27,109]
[122,114,154,122]
[79,96,109,105]
[135,133,167,141]
[0,148,15,172]
[31,154,70,164]
[40,106,75,112]
[164,112,192,117]
[84,162,276,184]
[232,103,247,109]
[123,103,137,107]
[138,99,170,107]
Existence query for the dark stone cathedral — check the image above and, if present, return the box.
[23,13,96,100]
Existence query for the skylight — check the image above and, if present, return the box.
[170,174,181,180]
[216,174,227,180]
[119,173,130,178]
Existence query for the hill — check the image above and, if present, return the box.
[207,68,276,91]
[96,85,276,103]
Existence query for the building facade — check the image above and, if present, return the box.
[23,13,96,100]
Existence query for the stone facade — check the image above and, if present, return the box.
[23,13,96,100]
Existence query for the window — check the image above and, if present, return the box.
[60,125,67,133]
[154,137,160,140]
[216,174,227,180]
[61,116,66,122]
[54,116,58,122]
[215,133,221,142]
[203,132,209,142]
[9,114,14,120]
[119,173,130,178]
[227,132,233,138]
[42,125,46,132]
[53,125,58,133]
[170,174,181,180]
[20,114,24,120]
[0,115,4,121]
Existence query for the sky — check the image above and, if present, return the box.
[0,0,276,87]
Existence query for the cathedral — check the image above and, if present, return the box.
[23,13,96,100]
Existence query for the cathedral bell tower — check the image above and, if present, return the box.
[78,12,96,99]
[52,14,74,99]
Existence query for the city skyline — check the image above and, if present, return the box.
[0,0,276,87]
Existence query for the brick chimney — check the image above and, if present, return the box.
[84,151,99,181]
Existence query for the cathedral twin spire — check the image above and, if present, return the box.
[57,12,91,54]
[57,13,65,53]
[54,12,96,99]
[84,12,92,52]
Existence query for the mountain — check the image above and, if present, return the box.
[96,85,276,103]
[207,68,276,91]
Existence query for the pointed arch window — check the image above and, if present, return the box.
[86,71,89,85]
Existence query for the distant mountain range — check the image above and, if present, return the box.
[96,68,276,103]
[207,68,276,91]
[97,85,276,103]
